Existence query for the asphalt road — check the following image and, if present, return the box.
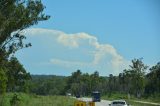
[76,97,160,106]
[77,97,111,106]
[95,99,112,106]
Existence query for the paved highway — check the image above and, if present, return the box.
[77,97,111,106]
[95,99,111,106]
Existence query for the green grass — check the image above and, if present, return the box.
[1,93,160,106]
[126,100,157,106]
[102,93,128,100]
[0,93,76,106]
[102,93,160,106]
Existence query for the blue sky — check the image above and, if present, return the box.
[16,0,160,76]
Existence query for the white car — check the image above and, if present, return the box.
[109,100,129,106]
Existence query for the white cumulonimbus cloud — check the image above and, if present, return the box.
[25,28,129,75]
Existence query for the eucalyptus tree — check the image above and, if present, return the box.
[145,62,160,96]
[123,58,148,98]
[0,0,50,94]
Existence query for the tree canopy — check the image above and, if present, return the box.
[0,0,50,57]
[0,0,50,94]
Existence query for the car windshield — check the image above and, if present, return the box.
[112,101,125,104]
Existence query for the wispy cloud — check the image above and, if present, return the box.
[25,28,129,75]
[50,59,91,68]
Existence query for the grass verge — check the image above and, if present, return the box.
[102,93,160,106]
[0,93,76,106]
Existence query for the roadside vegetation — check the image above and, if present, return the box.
[126,100,156,106]
[0,0,50,95]
[102,93,160,106]
[28,61,160,100]
[0,93,75,106]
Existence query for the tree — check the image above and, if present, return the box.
[123,69,133,97]
[90,71,100,91]
[7,57,31,92]
[0,0,50,94]
[0,68,7,94]
[118,73,125,93]
[68,70,82,95]
[124,58,148,98]
[79,73,90,96]
[145,62,160,96]
[0,0,50,56]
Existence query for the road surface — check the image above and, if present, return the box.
[76,97,160,106]
[95,99,112,106]
[77,97,111,106]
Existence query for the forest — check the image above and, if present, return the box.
[28,59,160,99]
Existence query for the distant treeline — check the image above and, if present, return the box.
[29,59,160,98]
